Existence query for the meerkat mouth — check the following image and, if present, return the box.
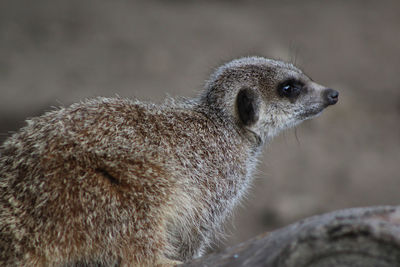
[298,103,327,120]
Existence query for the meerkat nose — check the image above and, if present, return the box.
[324,88,339,105]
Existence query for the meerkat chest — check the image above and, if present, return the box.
[165,131,258,259]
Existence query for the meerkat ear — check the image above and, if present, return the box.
[236,88,260,126]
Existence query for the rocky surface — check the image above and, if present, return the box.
[184,206,400,266]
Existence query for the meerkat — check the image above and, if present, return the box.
[0,56,338,266]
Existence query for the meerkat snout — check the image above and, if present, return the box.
[0,56,338,266]
[324,88,339,106]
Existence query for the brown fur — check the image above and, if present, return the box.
[0,57,337,266]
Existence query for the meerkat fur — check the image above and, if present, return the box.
[0,56,338,266]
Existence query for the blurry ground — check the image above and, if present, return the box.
[1,0,399,250]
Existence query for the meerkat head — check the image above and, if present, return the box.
[202,56,338,141]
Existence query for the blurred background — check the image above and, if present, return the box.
[1,0,399,251]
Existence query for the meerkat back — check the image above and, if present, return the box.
[0,56,338,266]
[0,98,189,266]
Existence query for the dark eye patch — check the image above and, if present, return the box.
[277,79,304,99]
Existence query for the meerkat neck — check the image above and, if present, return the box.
[192,104,256,152]
[195,93,265,150]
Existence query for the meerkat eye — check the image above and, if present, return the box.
[278,80,303,99]
[282,85,294,95]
